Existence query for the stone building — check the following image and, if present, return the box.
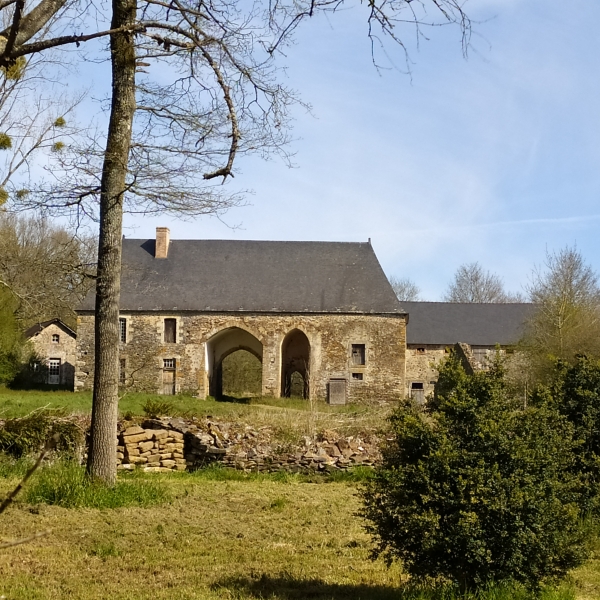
[75,228,406,403]
[25,319,77,387]
[402,301,534,402]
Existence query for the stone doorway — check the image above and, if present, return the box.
[281,329,310,399]
[206,327,263,398]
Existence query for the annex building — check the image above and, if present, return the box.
[75,228,407,403]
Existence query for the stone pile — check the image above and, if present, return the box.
[117,425,186,472]
[136,417,381,474]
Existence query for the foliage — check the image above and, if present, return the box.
[0,132,11,149]
[362,354,588,591]
[221,349,262,397]
[443,262,522,303]
[531,356,600,514]
[0,213,95,327]
[389,276,421,301]
[141,398,177,418]
[0,287,25,384]
[0,409,84,458]
[25,462,170,508]
[523,247,600,378]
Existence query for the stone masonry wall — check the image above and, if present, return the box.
[76,311,406,403]
[405,344,448,400]
[29,323,77,388]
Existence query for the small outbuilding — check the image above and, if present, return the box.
[25,319,77,388]
[402,301,535,401]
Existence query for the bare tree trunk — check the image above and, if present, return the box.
[86,0,136,484]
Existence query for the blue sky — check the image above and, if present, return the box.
[83,1,600,299]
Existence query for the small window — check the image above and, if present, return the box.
[119,358,126,385]
[163,358,175,370]
[52,334,60,344]
[352,372,363,381]
[119,318,127,343]
[416,347,425,355]
[351,344,365,366]
[164,318,176,344]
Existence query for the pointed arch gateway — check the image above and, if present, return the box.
[281,329,310,399]
[205,327,263,398]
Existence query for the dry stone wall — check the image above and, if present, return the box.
[116,417,381,473]
[117,425,186,472]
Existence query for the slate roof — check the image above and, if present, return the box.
[25,319,76,339]
[79,239,404,314]
[401,302,535,346]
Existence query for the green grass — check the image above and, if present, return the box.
[24,461,171,508]
[0,466,597,599]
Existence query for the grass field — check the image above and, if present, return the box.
[2,389,600,599]
[0,464,595,600]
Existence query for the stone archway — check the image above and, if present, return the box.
[281,329,310,398]
[206,327,263,398]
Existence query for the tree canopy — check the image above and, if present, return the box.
[443,262,523,303]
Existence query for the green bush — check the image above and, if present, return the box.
[0,288,24,385]
[141,398,176,418]
[533,356,600,514]
[25,462,170,508]
[362,354,589,591]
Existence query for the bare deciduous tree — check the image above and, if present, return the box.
[0,213,95,328]
[389,276,421,301]
[523,246,600,376]
[0,0,473,483]
[443,262,522,303]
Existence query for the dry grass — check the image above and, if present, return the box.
[0,473,405,600]
[0,468,596,599]
[0,387,393,447]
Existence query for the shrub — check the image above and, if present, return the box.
[534,356,600,514]
[362,354,589,591]
[0,409,84,458]
[141,398,176,418]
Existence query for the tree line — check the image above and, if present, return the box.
[391,247,600,381]
[0,212,94,384]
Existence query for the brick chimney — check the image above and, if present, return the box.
[155,227,170,259]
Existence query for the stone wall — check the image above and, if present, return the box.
[116,417,381,473]
[117,425,186,472]
[76,311,406,403]
[405,344,447,399]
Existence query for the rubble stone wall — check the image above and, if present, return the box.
[76,311,406,403]
[116,418,381,474]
